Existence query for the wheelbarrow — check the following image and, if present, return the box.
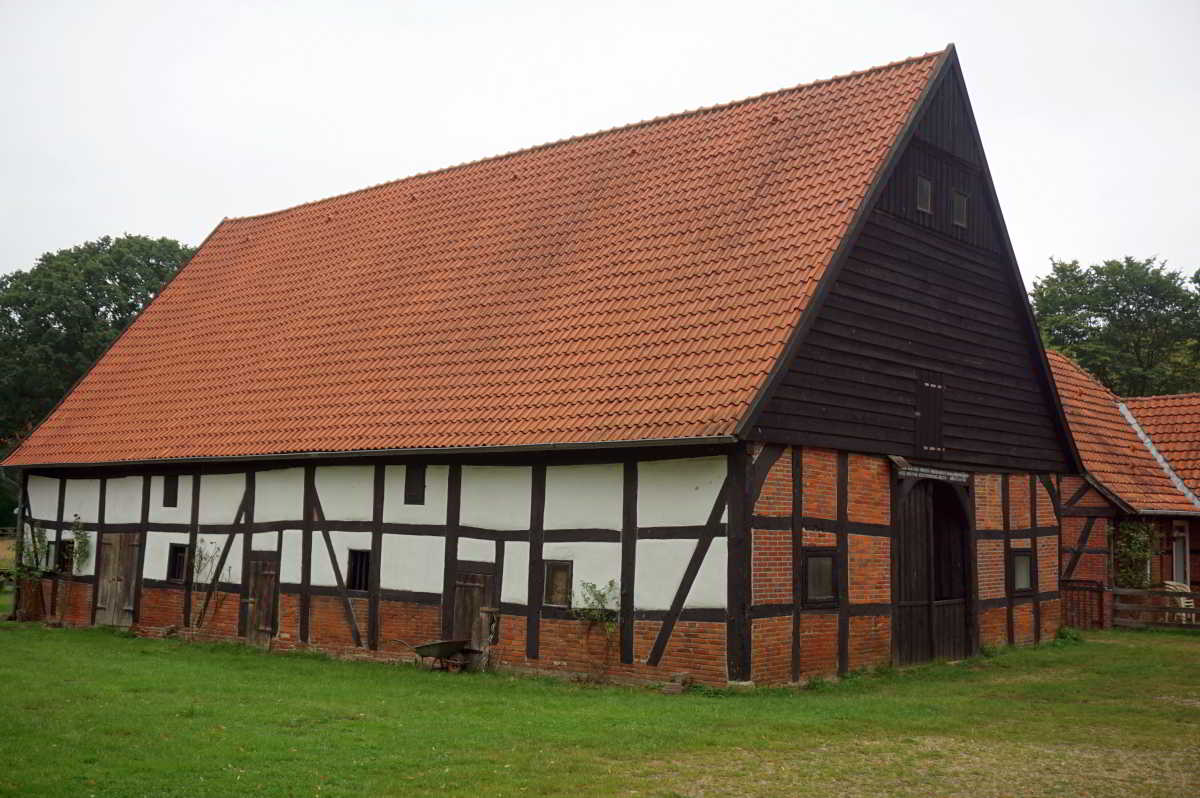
[409,639,478,672]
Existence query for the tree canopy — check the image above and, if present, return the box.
[0,235,194,519]
[1031,256,1200,397]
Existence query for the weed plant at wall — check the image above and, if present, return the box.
[1113,521,1155,588]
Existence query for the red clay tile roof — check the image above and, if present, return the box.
[1047,351,1199,513]
[1122,393,1200,497]
[5,50,945,466]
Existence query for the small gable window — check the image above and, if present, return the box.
[952,190,968,228]
[347,549,371,592]
[544,560,572,607]
[916,176,933,214]
[162,474,179,508]
[167,543,188,582]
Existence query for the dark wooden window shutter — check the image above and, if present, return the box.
[162,474,179,508]
[915,370,945,458]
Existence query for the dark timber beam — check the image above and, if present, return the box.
[440,464,462,640]
[183,472,200,627]
[1002,474,1013,646]
[836,451,850,677]
[132,474,150,626]
[237,471,256,638]
[726,446,752,682]
[620,460,637,664]
[300,466,314,643]
[50,478,65,617]
[369,464,384,651]
[525,464,547,659]
[90,477,107,627]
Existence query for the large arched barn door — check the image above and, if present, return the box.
[894,480,971,664]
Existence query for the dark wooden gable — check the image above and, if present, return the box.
[746,56,1074,474]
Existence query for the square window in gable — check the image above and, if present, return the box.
[917,176,933,214]
[952,190,968,228]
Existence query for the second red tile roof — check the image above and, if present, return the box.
[1122,393,1200,498]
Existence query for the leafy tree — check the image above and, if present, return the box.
[1031,256,1200,396]
[0,235,194,515]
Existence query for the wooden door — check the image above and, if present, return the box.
[96,533,137,628]
[452,563,495,649]
[894,480,970,664]
[246,552,278,649]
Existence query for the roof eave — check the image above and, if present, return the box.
[1,434,740,471]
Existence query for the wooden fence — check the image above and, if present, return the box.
[1113,587,1200,631]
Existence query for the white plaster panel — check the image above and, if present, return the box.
[311,530,372,587]
[380,535,444,593]
[148,475,193,524]
[382,465,449,524]
[461,466,532,530]
[544,463,622,530]
[63,479,101,524]
[104,476,143,524]
[251,531,277,551]
[314,466,373,522]
[196,533,241,584]
[634,539,695,610]
[457,537,496,563]
[637,456,726,527]
[26,476,59,521]
[685,537,726,607]
[501,541,530,603]
[198,473,246,524]
[144,531,191,580]
[255,468,304,522]
[280,531,303,583]
[542,542,621,604]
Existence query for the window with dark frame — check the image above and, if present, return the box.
[952,190,968,228]
[347,549,371,592]
[801,548,838,607]
[544,560,572,607]
[56,539,75,574]
[1010,549,1034,593]
[166,543,188,582]
[404,464,427,505]
[162,474,179,508]
[916,175,933,214]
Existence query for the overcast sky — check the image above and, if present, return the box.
[2,0,1197,287]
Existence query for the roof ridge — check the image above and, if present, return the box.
[1123,392,1200,402]
[223,47,949,225]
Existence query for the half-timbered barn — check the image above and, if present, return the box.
[5,45,1080,685]
[1047,352,1200,628]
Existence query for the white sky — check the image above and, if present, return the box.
[1,0,1197,288]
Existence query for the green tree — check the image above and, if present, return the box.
[1031,256,1200,396]
[0,235,194,512]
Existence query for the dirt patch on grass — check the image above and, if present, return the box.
[630,736,1199,797]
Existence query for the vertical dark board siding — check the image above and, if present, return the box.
[526,464,547,659]
[726,446,751,681]
[836,451,850,676]
[620,460,637,664]
[441,464,462,639]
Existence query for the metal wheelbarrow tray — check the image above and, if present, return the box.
[411,639,478,672]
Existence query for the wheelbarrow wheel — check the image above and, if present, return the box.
[446,653,468,673]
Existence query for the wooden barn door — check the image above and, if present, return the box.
[96,533,138,628]
[245,552,278,649]
[894,480,970,664]
[452,562,495,650]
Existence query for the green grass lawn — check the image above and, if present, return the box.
[0,624,1197,797]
